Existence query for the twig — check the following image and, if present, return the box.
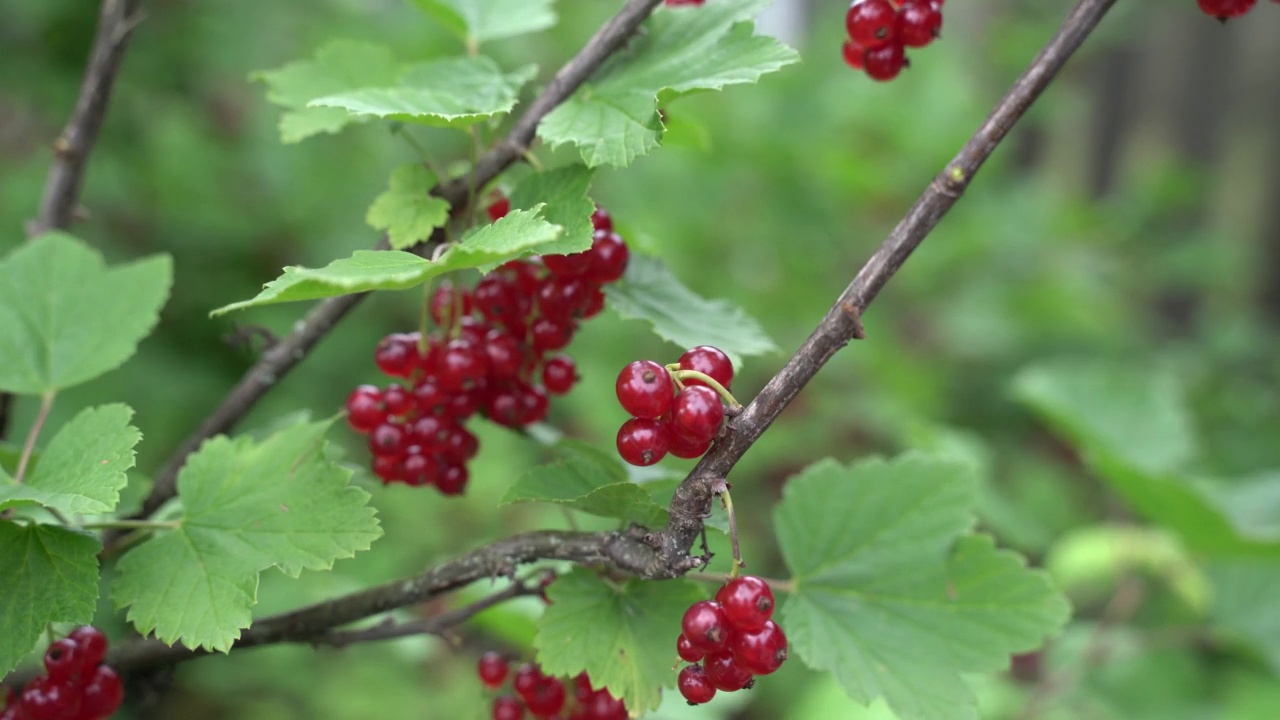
[650,0,1120,570]
[122,0,667,534]
[0,0,144,441]
[13,392,55,484]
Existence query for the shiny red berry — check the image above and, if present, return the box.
[703,651,754,691]
[69,625,109,669]
[584,230,629,284]
[896,0,943,48]
[718,575,775,631]
[677,634,704,663]
[667,427,712,459]
[41,640,79,683]
[344,385,385,433]
[863,41,907,82]
[730,619,788,675]
[670,386,724,444]
[615,361,673,419]
[541,355,577,395]
[374,333,420,378]
[493,695,524,720]
[80,665,124,719]
[846,0,897,48]
[678,346,733,390]
[616,418,670,467]
[681,600,732,654]
[842,40,866,69]
[677,664,716,705]
[478,652,509,689]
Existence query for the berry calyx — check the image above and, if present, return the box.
[730,619,788,675]
[615,361,674,419]
[616,418,671,467]
[677,664,716,705]
[717,575,775,631]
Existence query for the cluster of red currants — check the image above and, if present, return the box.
[675,576,788,705]
[842,0,944,81]
[1197,0,1278,19]
[478,654,630,720]
[345,204,629,493]
[2,627,122,720]
[614,346,734,467]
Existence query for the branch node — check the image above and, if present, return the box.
[839,300,867,339]
[933,164,967,198]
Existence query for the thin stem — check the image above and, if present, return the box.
[522,149,545,172]
[718,487,743,577]
[667,367,741,408]
[80,519,180,531]
[418,278,434,353]
[14,392,56,484]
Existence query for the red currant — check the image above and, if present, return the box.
[80,665,124,719]
[374,333,421,378]
[863,41,907,82]
[438,338,488,392]
[1197,0,1257,18]
[493,695,525,720]
[542,251,592,278]
[41,639,79,683]
[584,230,629,284]
[487,197,511,221]
[667,427,712,459]
[616,418,670,467]
[523,675,566,717]
[729,619,788,675]
[478,652,509,689]
[69,625,109,670]
[541,355,577,395]
[678,346,733,390]
[670,386,724,443]
[703,651,754,691]
[368,422,408,457]
[19,677,78,720]
[531,318,574,354]
[717,575,775,631]
[344,385,385,433]
[896,0,943,48]
[681,600,733,654]
[677,664,716,705]
[429,283,473,327]
[615,361,673,419]
[590,206,613,232]
[677,634,704,663]
[400,453,440,487]
[846,0,897,48]
[842,40,866,69]
[382,382,414,418]
[436,463,469,495]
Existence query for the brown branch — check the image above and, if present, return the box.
[36,0,1120,685]
[124,0,666,529]
[649,0,1119,568]
[0,0,144,441]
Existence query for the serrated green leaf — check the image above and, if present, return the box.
[605,255,776,367]
[310,57,536,129]
[254,41,400,143]
[410,0,556,44]
[502,440,666,525]
[508,164,596,257]
[537,0,797,167]
[0,233,171,394]
[0,523,99,676]
[366,164,452,250]
[1012,362,1279,557]
[112,418,381,651]
[535,569,704,712]
[0,404,140,515]
[1208,559,1280,674]
[212,208,561,314]
[777,455,1070,720]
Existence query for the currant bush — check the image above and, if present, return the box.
[842,0,945,81]
[674,577,787,705]
[345,204,628,494]
[1,626,123,720]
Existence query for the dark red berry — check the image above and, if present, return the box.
[678,346,733,390]
[478,652,509,689]
[483,329,525,380]
[863,41,907,82]
[842,40,866,69]
[583,689,626,720]
[19,677,78,720]
[400,453,439,487]
[581,285,606,319]
[523,675,566,717]
[493,695,525,720]
[531,318,574,354]
[718,576,775,631]
[372,454,400,483]
[676,634,704,663]
[573,673,593,704]
[846,0,897,48]
[1197,0,1257,18]
[488,197,511,222]
[590,206,613,232]
[615,361,673,418]
[537,277,589,322]
[69,626,109,669]
[667,427,712,459]
[703,651,754,691]
[368,422,408,457]
[437,463,469,495]
[345,385,385,433]
[616,418,670,467]
[681,600,732,654]
[438,338,488,392]
[670,386,724,444]
[541,355,577,395]
[896,0,943,48]
[374,333,421,378]
[441,425,479,464]
[542,252,592,278]
[730,619,787,675]
[430,283,473,327]
[79,665,124,719]
[584,230,629,284]
[677,664,716,705]
[517,383,550,425]
[382,382,414,417]
[41,640,79,683]
[474,276,523,325]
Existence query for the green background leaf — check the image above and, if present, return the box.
[112,419,381,651]
[0,523,100,676]
[0,404,140,515]
[508,164,596,257]
[410,0,556,44]
[0,233,171,394]
[366,164,452,250]
[254,40,400,143]
[777,455,1071,720]
[502,440,666,525]
[535,569,704,712]
[605,255,777,366]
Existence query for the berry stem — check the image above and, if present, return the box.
[14,391,56,484]
[80,519,181,531]
[666,366,742,409]
[718,486,744,578]
[418,278,434,354]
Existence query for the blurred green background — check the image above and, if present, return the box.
[3,0,1279,718]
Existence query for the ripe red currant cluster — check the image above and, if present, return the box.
[842,0,944,81]
[1197,0,1278,19]
[614,346,735,467]
[477,654,630,720]
[345,204,629,493]
[2,627,122,720]
[675,576,788,705]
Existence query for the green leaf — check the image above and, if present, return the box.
[254,41,400,143]
[212,208,561,314]
[112,418,381,651]
[366,164,452,250]
[508,164,596,257]
[0,233,172,394]
[502,440,666,525]
[0,404,140,515]
[1013,362,1279,557]
[537,0,797,167]
[1208,559,1280,674]
[410,0,556,44]
[310,57,537,129]
[535,569,704,712]
[776,455,1070,720]
[0,523,100,676]
[605,255,777,367]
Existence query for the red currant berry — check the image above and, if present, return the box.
[374,333,421,378]
[438,338,488,392]
[368,422,408,457]
[1198,0,1257,18]
[483,329,525,380]
[541,355,577,395]
[581,285,606,319]
[846,0,897,48]
[542,251,592,278]
[583,689,627,720]
[584,230,629,284]
[430,283,473,327]
[80,665,124,719]
[344,385,385,433]
[573,673,593,704]
[513,664,541,695]
[517,383,550,425]
[703,651,754,691]
[676,634,704,663]
[616,418,670,467]
[410,410,452,447]
[681,600,733,654]
[400,453,440,487]
[441,425,479,464]
[487,197,511,222]
[42,639,79,683]
[670,386,725,443]
[372,454,401,483]
[590,206,613,232]
[523,675,566,717]
[436,463,469,496]
[667,427,712,459]
[677,664,716,705]
[730,619,788,675]
[69,625,109,669]
[896,0,942,48]
[537,277,590,322]
[493,695,525,720]
[474,276,524,325]
[615,361,673,418]
[498,259,541,297]
[717,576,775,631]
[19,677,78,720]
[678,346,733,390]
[842,40,866,69]
[531,318,574,354]
[478,652,509,689]
[382,382,414,418]
[863,41,907,82]
[412,377,447,416]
